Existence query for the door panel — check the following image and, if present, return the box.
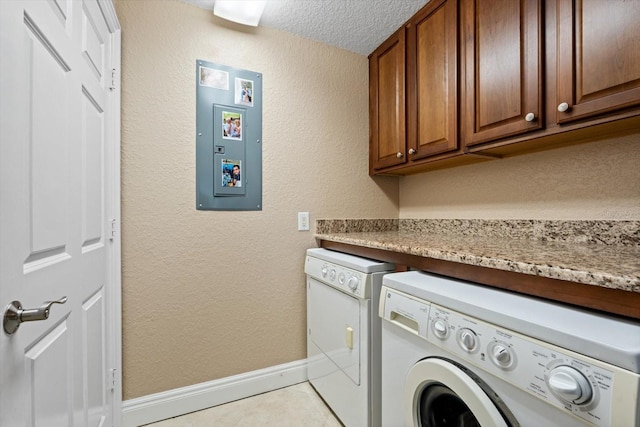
[556,0,640,123]
[369,27,406,171]
[84,289,106,427]
[26,321,73,427]
[27,16,71,259]
[82,4,105,80]
[477,1,521,128]
[0,1,117,426]
[307,279,361,385]
[81,87,105,249]
[408,0,458,159]
[50,0,70,23]
[461,0,542,146]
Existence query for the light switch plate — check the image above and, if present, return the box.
[298,212,310,231]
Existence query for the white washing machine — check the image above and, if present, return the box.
[305,248,394,427]
[379,271,640,427]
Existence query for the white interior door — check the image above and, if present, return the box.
[0,1,121,426]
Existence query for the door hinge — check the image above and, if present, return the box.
[109,368,117,391]
[109,219,118,241]
[109,68,117,91]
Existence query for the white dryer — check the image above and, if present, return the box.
[305,248,394,427]
[379,271,640,427]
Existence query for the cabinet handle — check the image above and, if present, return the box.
[408,148,416,155]
[525,112,536,122]
[557,102,570,112]
[396,152,403,158]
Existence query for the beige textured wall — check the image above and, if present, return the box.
[116,0,398,400]
[400,133,640,219]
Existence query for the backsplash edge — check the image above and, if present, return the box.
[316,219,640,246]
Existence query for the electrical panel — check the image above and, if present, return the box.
[195,60,262,210]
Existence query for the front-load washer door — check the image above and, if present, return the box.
[404,357,518,427]
[307,278,361,385]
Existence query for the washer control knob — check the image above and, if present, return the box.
[321,265,328,278]
[547,366,593,405]
[338,272,345,285]
[347,276,359,291]
[489,343,514,369]
[458,329,478,352]
[493,345,510,362]
[431,319,449,339]
[329,269,336,281]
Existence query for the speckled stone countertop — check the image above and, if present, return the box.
[315,219,640,293]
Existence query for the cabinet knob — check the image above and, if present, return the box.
[557,102,570,112]
[525,112,536,122]
[396,152,403,158]
[408,148,416,155]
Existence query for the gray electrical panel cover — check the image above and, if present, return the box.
[196,60,262,210]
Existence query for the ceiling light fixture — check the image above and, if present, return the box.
[213,0,267,27]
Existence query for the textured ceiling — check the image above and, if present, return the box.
[180,0,429,55]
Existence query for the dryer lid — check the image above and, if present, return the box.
[306,248,394,273]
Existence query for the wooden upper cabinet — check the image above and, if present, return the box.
[369,0,640,174]
[369,27,406,172]
[461,0,543,147]
[556,0,640,123]
[407,0,458,159]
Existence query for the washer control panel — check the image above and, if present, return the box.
[427,304,614,426]
[380,287,620,427]
[305,255,369,298]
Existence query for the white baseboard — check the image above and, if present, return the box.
[121,359,308,427]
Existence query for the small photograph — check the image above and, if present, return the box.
[222,110,242,140]
[200,66,229,90]
[235,78,254,107]
[221,159,242,188]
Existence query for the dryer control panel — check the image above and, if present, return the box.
[379,287,635,427]
[305,255,370,299]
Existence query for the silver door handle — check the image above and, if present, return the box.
[3,296,67,335]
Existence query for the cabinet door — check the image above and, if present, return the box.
[556,0,640,123]
[370,27,406,172]
[407,0,458,159]
[461,0,542,146]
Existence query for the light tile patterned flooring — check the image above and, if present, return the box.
[144,382,343,426]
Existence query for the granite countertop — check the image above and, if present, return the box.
[315,219,640,293]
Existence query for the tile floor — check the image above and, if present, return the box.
[144,382,343,426]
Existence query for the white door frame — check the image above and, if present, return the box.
[102,0,123,424]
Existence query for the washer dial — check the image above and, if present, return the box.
[487,341,516,370]
[547,365,593,405]
[431,318,450,339]
[457,328,479,353]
